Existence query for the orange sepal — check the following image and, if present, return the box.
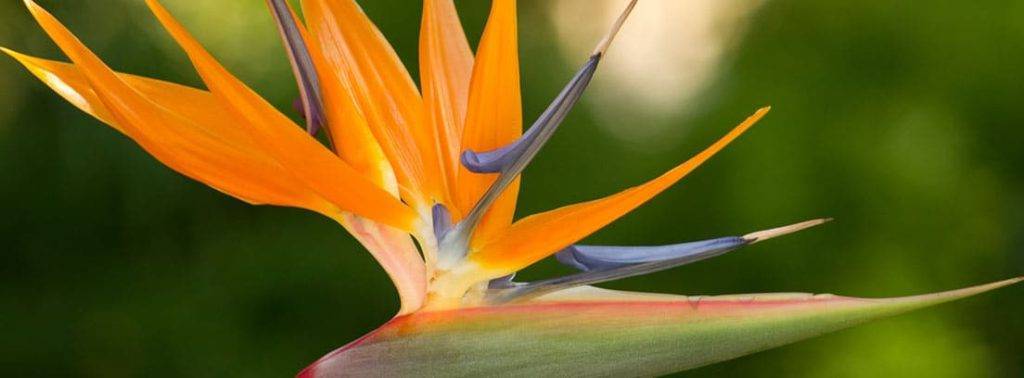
[301,0,444,208]
[420,0,475,212]
[16,5,333,213]
[456,0,522,239]
[279,1,401,196]
[144,0,418,231]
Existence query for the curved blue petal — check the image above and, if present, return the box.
[460,142,517,174]
[460,56,600,175]
[489,219,831,304]
[559,236,749,272]
[438,3,640,262]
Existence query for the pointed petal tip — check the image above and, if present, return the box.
[0,46,25,64]
[917,276,1023,306]
[593,0,639,56]
[144,0,169,17]
[23,0,44,16]
[995,276,1023,288]
[743,218,831,244]
[994,276,1023,288]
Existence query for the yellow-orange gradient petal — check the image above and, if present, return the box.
[457,0,522,239]
[282,1,400,196]
[144,0,418,231]
[278,3,424,312]
[19,1,426,312]
[302,0,443,209]
[13,11,330,213]
[471,108,771,275]
[278,3,425,312]
[421,0,474,213]
[6,49,259,150]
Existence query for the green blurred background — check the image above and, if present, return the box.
[1,0,1021,376]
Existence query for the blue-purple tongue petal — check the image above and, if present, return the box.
[489,219,831,304]
[460,0,638,175]
[432,204,453,242]
[292,98,323,126]
[460,56,600,174]
[557,236,749,272]
[459,1,641,173]
[460,142,517,174]
[439,2,639,266]
[267,0,325,136]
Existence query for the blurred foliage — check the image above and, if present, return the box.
[1,0,1022,377]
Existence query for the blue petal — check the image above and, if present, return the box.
[460,56,601,175]
[436,3,641,262]
[490,238,747,303]
[460,1,640,175]
[267,0,324,136]
[432,204,453,242]
[439,54,603,265]
[558,236,749,272]
[460,142,517,174]
[489,219,831,304]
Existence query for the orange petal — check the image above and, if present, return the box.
[143,0,417,231]
[301,0,444,208]
[282,6,425,307]
[282,1,400,196]
[420,0,474,213]
[456,0,522,240]
[471,108,771,274]
[2,48,121,132]
[19,1,426,311]
[274,3,425,311]
[14,8,332,212]
[5,49,258,150]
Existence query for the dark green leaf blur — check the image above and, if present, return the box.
[1,0,1020,376]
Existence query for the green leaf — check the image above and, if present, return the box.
[300,277,1020,377]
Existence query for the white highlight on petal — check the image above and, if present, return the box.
[41,71,91,113]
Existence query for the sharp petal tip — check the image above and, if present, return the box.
[23,0,44,15]
[593,0,640,56]
[965,277,1024,296]
[952,276,1021,297]
[743,218,831,244]
[0,46,17,58]
[145,0,169,16]
[23,0,53,21]
[0,46,29,66]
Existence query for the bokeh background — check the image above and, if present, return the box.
[2,0,1022,376]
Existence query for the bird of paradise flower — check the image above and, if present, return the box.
[4,0,1020,376]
